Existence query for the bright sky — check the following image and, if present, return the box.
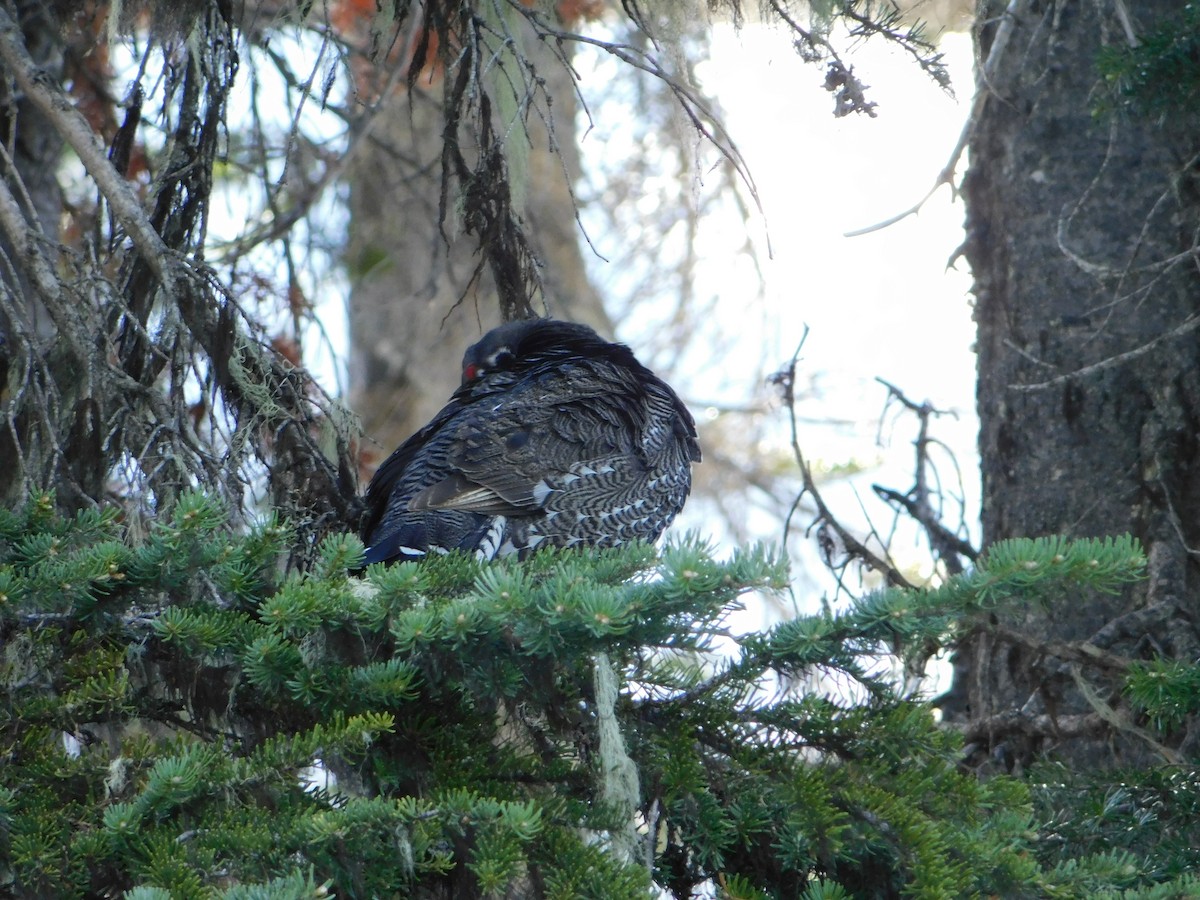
[703,24,976,421]
[647,23,979,604]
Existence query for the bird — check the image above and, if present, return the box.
[360,318,701,565]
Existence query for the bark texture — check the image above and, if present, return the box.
[0,1,65,505]
[953,0,1200,766]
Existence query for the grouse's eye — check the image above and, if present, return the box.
[463,348,513,384]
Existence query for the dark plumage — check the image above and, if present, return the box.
[360,319,701,565]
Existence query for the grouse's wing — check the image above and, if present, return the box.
[360,398,467,542]
[409,365,642,515]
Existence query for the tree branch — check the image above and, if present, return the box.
[988,624,1133,673]
[0,7,173,286]
[773,332,915,590]
[844,0,1035,237]
[872,378,978,575]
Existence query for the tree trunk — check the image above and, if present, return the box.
[345,20,608,476]
[0,1,65,505]
[951,0,1200,767]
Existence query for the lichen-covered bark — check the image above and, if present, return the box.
[951,0,1200,766]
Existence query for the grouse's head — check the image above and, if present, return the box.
[460,318,637,385]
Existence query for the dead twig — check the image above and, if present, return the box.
[844,0,1035,237]
[0,8,174,287]
[872,378,978,574]
[773,331,915,591]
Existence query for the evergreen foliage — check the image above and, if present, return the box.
[1030,761,1200,888]
[0,494,1196,897]
[1096,4,1200,121]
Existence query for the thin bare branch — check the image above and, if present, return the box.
[1011,313,1200,392]
[773,331,915,591]
[845,0,1034,237]
[0,8,173,286]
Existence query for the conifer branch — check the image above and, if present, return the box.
[0,496,1187,895]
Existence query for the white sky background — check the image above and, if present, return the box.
[576,21,979,613]
[703,25,977,426]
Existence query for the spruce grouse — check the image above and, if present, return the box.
[361,319,701,565]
